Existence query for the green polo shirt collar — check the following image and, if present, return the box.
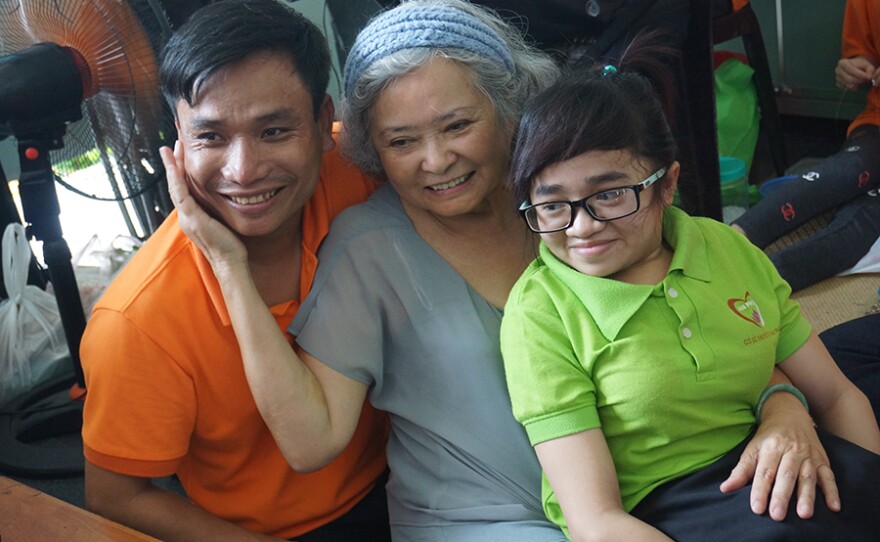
[538,206,712,340]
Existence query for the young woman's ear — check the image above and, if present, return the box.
[661,161,680,207]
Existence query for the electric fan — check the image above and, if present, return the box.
[0,0,202,477]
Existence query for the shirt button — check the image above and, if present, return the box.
[668,287,678,298]
[682,327,692,339]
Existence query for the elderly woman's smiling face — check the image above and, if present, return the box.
[367,57,512,219]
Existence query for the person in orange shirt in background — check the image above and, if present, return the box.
[79,1,389,540]
[732,0,880,291]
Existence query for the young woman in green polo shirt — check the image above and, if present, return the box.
[501,44,880,541]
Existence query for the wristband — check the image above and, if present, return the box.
[755,383,809,421]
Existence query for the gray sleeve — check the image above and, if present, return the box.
[290,226,389,390]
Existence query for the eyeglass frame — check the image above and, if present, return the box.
[518,166,668,233]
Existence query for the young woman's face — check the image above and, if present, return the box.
[530,149,678,284]
[368,57,512,219]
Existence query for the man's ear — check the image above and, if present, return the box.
[661,160,680,207]
[318,94,336,152]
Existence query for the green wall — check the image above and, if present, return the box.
[721,0,865,120]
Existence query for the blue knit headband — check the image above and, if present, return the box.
[343,5,515,99]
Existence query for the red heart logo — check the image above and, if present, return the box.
[727,291,765,327]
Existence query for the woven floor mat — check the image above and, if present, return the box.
[791,273,879,333]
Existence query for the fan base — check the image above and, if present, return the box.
[0,369,84,477]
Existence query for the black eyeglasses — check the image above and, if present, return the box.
[519,167,667,233]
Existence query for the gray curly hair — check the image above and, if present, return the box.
[339,0,560,179]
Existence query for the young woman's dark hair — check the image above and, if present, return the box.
[510,34,679,206]
[160,0,331,118]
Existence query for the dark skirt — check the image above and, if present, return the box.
[631,430,880,541]
[820,313,880,424]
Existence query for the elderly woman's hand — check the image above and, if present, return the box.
[719,391,838,521]
[160,143,248,279]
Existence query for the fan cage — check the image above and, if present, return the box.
[0,0,177,237]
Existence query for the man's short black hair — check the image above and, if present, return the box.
[160,0,331,118]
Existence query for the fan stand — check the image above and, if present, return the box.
[0,129,87,477]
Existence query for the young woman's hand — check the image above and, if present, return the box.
[720,387,837,521]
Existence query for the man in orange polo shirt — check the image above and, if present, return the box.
[79,1,389,540]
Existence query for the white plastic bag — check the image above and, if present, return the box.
[0,223,69,403]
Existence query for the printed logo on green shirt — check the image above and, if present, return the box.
[727,291,765,328]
